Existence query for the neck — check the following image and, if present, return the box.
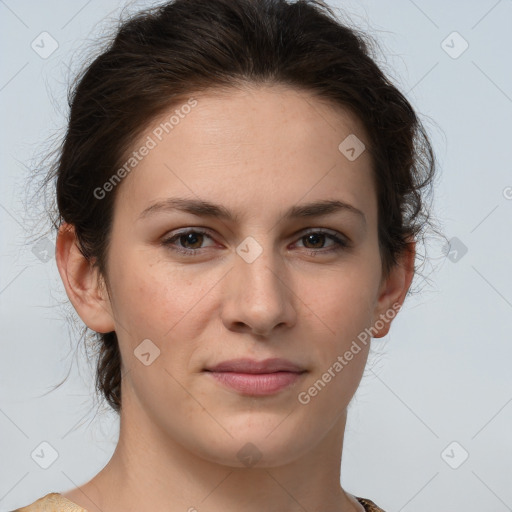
[64,388,363,512]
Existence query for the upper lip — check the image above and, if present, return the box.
[204,358,306,374]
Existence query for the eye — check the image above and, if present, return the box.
[294,229,349,255]
[160,228,350,257]
[161,228,216,255]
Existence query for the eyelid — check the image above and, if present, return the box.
[293,228,350,251]
[296,227,348,241]
[161,227,217,248]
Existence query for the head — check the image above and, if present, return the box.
[50,0,436,467]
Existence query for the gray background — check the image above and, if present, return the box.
[1,1,511,511]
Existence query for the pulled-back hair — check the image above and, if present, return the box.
[38,0,440,413]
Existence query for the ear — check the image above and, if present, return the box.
[55,222,116,333]
[371,239,416,338]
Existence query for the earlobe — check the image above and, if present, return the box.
[55,222,116,334]
[371,240,416,338]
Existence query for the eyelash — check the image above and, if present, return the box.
[160,228,349,256]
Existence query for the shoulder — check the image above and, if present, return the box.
[10,493,87,512]
[13,492,384,512]
[356,496,387,512]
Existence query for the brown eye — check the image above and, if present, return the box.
[295,230,349,254]
[179,232,204,249]
[161,229,215,255]
[302,233,327,249]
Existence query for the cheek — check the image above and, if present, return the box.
[106,251,225,382]
[293,260,379,394]
[298,260,379,336]
[297,283,372,413]
[107,251,200,335]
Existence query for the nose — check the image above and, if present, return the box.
[220,240,297,338]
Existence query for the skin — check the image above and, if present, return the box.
[56,84,415,512]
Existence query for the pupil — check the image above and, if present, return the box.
[305,233,324,248]
[183,233,202,249]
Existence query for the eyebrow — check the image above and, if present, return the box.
[137,197,366,225]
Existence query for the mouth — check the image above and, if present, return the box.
[203,358,307,396]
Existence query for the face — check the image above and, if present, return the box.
[81,85,403,467]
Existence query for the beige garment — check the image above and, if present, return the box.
[11,493,87,512]
[12,492,386,511]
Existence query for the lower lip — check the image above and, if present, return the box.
[205,371,305,396]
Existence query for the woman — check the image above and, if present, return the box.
[13,0,438,510]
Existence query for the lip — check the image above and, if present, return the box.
[204,357,305,373]
[203,358,307,396]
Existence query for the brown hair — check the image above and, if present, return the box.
[36,0,442,414]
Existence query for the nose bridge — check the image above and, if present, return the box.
[236,234,284,304]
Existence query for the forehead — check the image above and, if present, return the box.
[114,84,376,226]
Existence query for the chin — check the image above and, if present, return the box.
[189,420,313,469]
